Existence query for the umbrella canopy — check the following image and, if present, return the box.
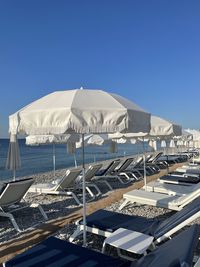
[169,139,176,148]
[26,134,79,145]
[108,115,182,140]
[9,89,151,135]
[6,134,21,180]
[8,88,151,246]
[150,116,182,137]
[76,134,112,148]
[26,134,79,176]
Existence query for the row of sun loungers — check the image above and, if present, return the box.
[0,150,195,232]
[3,149,200,266]
[5,224,200,266]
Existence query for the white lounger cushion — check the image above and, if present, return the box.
[122,187,200,210]
[145,180,198,195]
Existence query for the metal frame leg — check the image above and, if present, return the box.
[0,211,21,232]
[69,225,83,242]
[119,199,130,210]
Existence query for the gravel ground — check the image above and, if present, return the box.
[2,156,200,263]
[0,159,129,244]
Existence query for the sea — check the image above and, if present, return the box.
[0,138,158,181]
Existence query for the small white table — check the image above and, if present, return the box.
[102,228,154,260]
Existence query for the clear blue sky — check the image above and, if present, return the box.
[0,0,200,137]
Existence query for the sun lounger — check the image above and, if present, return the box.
[28,168,84,205]
[119,185,200,210]
[74,163,111,197]
[175,167,200,175]
[159,174,200,185]
[94,159,136,188]
[108,157,146,183]
[0,178,48,232]
[4,225,200,267]
[71,197,200,250]
[144,180,200,195]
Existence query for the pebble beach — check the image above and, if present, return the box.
[1,154,200,264]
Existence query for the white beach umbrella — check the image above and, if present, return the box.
[76,134,111,148]
[169,139,176,148]
[9,88,151,245]
[76,133,118,162]
[161,140,167,148]
[149,139,157,151]
[26,134,79,177]
[150,116,181,137]
[109,115,182,189]
[6,134,21,180]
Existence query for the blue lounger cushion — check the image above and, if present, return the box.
[81,197,200,240]
[160,174,200,183]
[5,225,200,267]
[5,236,129,267]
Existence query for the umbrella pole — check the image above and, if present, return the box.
[74,153,77,168]
[13,169,16,181]
[53,144,56,178]
[143,137,147,191]
[82,133,87,246]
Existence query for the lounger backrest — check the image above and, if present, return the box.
[137,225,200,267]
[151,152,163,163]
[103,159,121,175]
[116,158,134,172]
[57,168,82,190]
[0,178,34,207]
[170,187,200,207]
[85,164,103,181]
[153,197,200,240]
[133,156,143,168]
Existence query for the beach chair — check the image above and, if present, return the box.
[175,167,200,175]
[28,168,84,205]
[145,179,200,195]
[0,178,48,232]
[93,159,129,188]
[159,173,200,185]
[70,197,200,246]
[74,163,110,197]
[108,157,142,183]
[4,225,200,267]
[116,156,160,180]
[119,185,200,211]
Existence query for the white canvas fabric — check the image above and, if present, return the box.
[150,116,182,137]
[169,139,176,148]
[6,134,21,179]
[76,133,112,148]
[108,115,182,140]
[9,89,151,135]
[26,134,79,145]
[6,134,21,170]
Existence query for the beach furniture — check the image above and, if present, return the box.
[145,152,169,169]
[119,185,200,210]
[4,225,200,267]
[123,156,159,177]
[158,173,200,185]
[144,179,200,195]
[94,159,133,187]
[108,157,142,182]
[73,163,110,197]
[94,157,144,188]
[28,168,84,205]
[70,197,200,246]
[175,167,200,176]
[0,178,48,232]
